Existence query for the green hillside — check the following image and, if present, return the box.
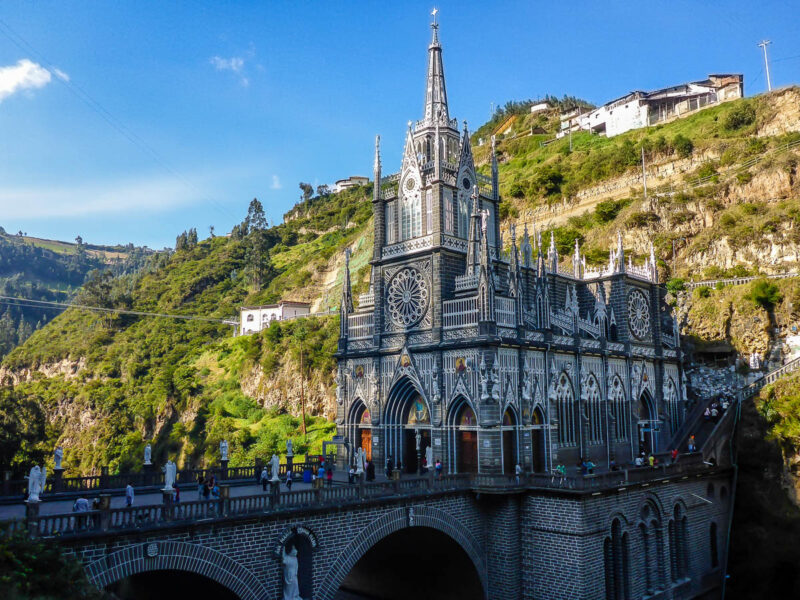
[0,186,372,475]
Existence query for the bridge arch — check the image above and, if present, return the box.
[318,505,488,600]
[85,540,268,600]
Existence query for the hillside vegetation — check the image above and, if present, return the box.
[0,186,372,475]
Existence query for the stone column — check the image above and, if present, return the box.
[99,494,112,531]
[286,454,294,478]
[219,484,230,516]
[220,459,229,481]
[3,470,12,496]
[25,500,40,538]
[52,468,64,493]
[100,466,109,489]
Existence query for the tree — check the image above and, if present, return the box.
[175,231,188,251]
[209,225,215,238]
[299,182,314,203]
[672,134,694,158]
[246,198,268,231]
[245,200,271,290]
[0,387,45,473]
[187,228,198,248]
[316,184,331,197]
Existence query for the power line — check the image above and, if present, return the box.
[0,295,234,325]
[0,17,241,225]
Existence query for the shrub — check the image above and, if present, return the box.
[724,103,756,131]
[673,134,694,158]
[626,211,660,228]
[666,278,685,293]
[594,198,631,223]
[747,279,782,310]
[695,286,711,299]
[736,171,753,185]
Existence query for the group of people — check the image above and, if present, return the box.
[703,397,730,423]
[197,475,220,501]
[347,460,375,483]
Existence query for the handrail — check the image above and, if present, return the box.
[684,272,798,290]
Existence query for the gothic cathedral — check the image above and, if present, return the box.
[336,19,685,475]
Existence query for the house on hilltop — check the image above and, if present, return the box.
[239,301,311,335]
[333,175,370,193]
[559,73,744,138]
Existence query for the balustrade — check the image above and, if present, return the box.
[494,296,516,327]
[443,297,478,329]
[348,313,375,339]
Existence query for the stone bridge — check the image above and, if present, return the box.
[6,461,735,600]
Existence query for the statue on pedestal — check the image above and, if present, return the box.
[54,447,63,470]
[425,446,433,472]
[25,465,46,502]
[415,429,421,451]
[270,454,281,482]
[163,460,176,491]
[286,439,293,457]
[282,544,301,600]
[220,439,229,462]
[144,444,152,466]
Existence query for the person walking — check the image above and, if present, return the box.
[366,460,375,481]
[688,434,696,453]
[515,463,523,484]
[260,467,269,492]
[348,465,355,484]
[326,466,333,487]
[648,454,655,468]
[435,459,443,479]
[125,483,134,507]
[670,448,679,465]
[197,475,205,500]
[172,482,180,504]
[385,456,393,479]
[285,470,293,491]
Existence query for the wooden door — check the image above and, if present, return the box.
[458,430,478,473]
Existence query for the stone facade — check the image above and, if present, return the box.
[65,474,731,599]
[336,19,686,477]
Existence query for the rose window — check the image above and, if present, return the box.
[387,267,428,328]
[627,290,651,339]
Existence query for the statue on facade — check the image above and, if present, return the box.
[479,355,489,401]
[270,454,281,482]
[415,428,422,451]
[335,369,344,405]
[490,361,501,402]
[521,368,533,402]
[431,361,441,404]
[144,444,152,466]
[53,447,63,470]
[162,460,176,491]
[369,370,379,402]
[425,446,433,472]
[220,439,229,462]
[355,448,365,474]
[282,544,301,600]
[25,465,46,502]
[286,439,293,457]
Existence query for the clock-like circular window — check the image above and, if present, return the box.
[404,177,417,192]
[462,177,471,190]
[387,267,429,328]
[627,289,651,339]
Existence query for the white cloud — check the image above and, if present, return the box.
[0,175,203,219]
[270,175,281,190]
[210,55,249,86]
[0,59,53,101]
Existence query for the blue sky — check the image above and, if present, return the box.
[1,1,798,249]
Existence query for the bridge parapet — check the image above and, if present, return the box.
[2,460,721,543]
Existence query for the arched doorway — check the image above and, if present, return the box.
[448,397,478,474]
[531,406,546,473]
[637,390,657,455]
[385,378,430,474]
[336,527,484,600]
[501,407,519,474]
[347,399,372,464]
[107,570,240,600]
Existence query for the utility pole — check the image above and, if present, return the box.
[758,40,772,92]
[642,146,648,200]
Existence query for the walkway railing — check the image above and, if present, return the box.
[684,272,798,290]
[1,461,719,541]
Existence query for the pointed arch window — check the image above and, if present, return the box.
[401,191,422,240]
[457,191,469,239]
[585,376,603,445]
[556,373,577,446]
[385,201,397,245]
[443,189,454,234]
[609,376,628,442]
[604,519,630,600]
[425,188,433,234]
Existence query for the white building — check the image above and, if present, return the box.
[530,101,550,115]
[559,74,744,138]
[239,301,311,335]
[333,176,370,193]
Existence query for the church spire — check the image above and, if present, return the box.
[423,10,449,125]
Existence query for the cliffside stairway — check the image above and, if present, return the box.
[668,356,800,462]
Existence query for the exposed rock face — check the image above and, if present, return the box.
[240,360,336,421]
[0,357,86,387]
[757,87,800,138]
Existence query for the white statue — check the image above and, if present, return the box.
[144,444,152,465]
[415,429,421,451]
[163,460,177,491]
[270,454,281,482]
[490,362,501,401]
[479,356,489,401]
[521,368,533,402]
[282,545,301,600]
[53,447,63,470]
[286,439,293,457]
[425,446,433,471]
[220,439,229,461]
[25,465,46,502]
[431,362,441,404]
[354,448,366,475]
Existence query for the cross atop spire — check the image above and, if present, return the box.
[423,10,449,125]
